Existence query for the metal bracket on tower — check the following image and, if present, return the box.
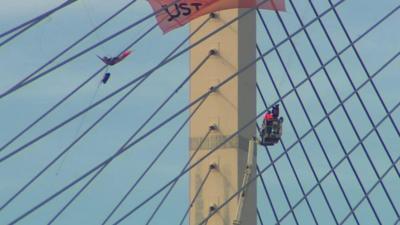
[209,49,218,56]
[209,12,218,19]
[233,137,257,225]
[209,124,218,131]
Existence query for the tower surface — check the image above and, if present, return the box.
[189,8,257,225]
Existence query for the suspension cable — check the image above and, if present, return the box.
[326,0,400,136]
[4,32,397,225]
[256,125,301,224]
[1,0,140,98]
[303,1,400,219]
[393,217,400,225]
[46,48,212,225]
[279,143,400,225]
[0,16,208,164]
[0,17,43,47]
[0,0,171,97]
[274,101,400,225]
[108,50,399,225]
[2,18,396,217]
[5,0,141,96]
[110,109,271,225]
[100,62,213,225]
[0,0,204,99]
[339,156,400,225]
[0,0,346,163]
[177,163,215,225]
[0,21,157,154]
[6,3,380,222]
[2,2,396,225]
[256,165,280,224]
[256,83,319,225]
[257,208,265,225]
[144,125,216,225]
[310,0,400,179]
[0,0,77,39]
[0,15,207,214]
[197,101,400,225]
[258,5,363,223]
[0,0,344,99]
[108,110,213,225]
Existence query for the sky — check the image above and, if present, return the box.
[0,0,399,225]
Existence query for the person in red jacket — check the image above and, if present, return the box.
[261,111,273,143]
[264,111,273,133]
[264,111,273,120]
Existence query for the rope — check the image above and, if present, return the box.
[55,81,102,176]
[80,0,107,55]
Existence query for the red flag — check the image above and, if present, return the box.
[148,0,285,33]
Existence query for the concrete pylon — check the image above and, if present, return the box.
[189,8,257,225]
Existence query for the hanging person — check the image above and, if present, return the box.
[98,50,132,66]
[98,50,132,84]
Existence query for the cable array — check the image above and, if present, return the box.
[1,0,398,224]
[0,0,77,40]
[0,0,348,166]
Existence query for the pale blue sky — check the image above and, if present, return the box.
[0,0,399,225]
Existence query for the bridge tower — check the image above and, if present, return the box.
[189,8,257,225]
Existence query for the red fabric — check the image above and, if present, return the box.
[113,50,132,64]
[148,0,285,33]
[119,50,132,59]
[264,113,273,120]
